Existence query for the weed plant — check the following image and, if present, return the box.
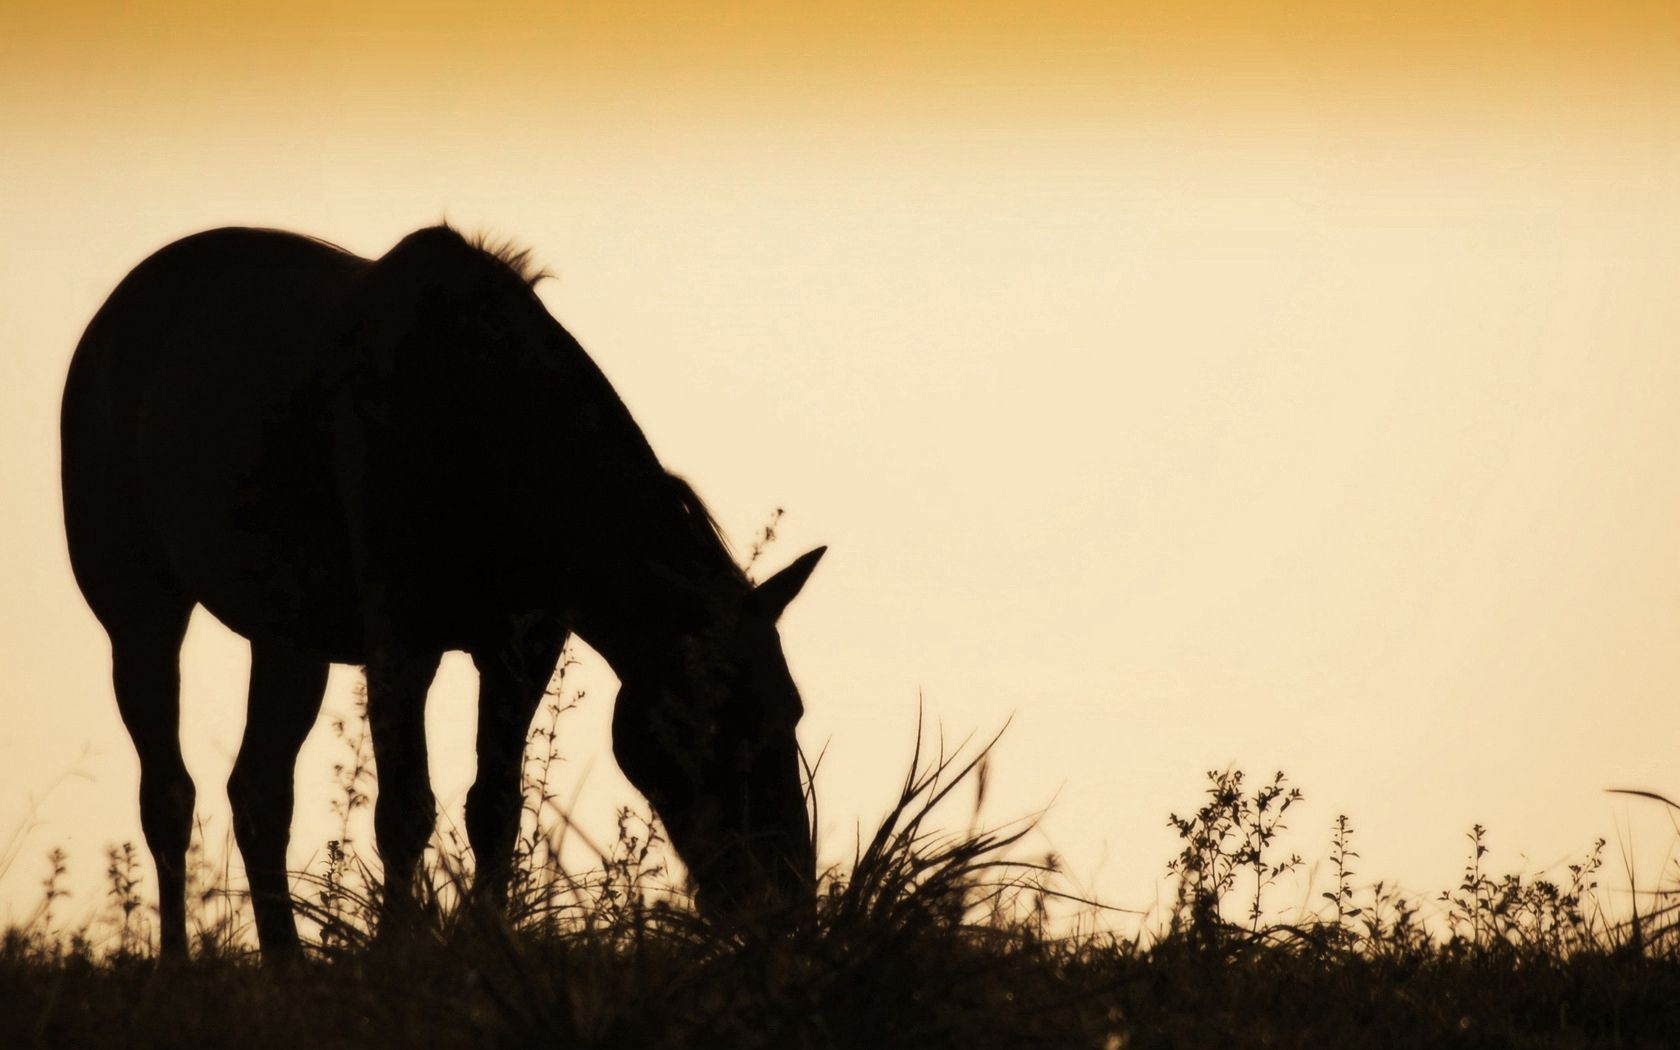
[7,716,1680,1048]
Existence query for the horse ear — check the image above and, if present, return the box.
[751,547,826,620]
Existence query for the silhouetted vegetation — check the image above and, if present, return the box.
[5,687,1680,1049]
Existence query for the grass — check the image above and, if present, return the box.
[6,695,1680,1049]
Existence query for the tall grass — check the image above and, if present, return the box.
[6,706,1680,1048]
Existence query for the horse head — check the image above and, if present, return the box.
[611,546,826,920]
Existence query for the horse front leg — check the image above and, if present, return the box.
[365,649,442,936]
[466,615,569,915]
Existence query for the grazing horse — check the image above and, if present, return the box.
[61,226,825,959]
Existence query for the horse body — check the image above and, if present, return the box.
[66,229,370,659]
[62,226,823,958]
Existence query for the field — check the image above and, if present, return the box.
[5,684,1680,1050]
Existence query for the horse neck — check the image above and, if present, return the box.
[565,480,748,674]
[513,335,748,670]
[573,560,747,675]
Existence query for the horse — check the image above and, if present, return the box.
[60,225,825,960]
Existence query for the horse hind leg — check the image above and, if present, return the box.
[106,600,195,959]
[226,641,329,961]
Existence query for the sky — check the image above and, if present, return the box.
[3,1,1680,934]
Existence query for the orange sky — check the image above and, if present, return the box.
[7,2,1677,114]
[4,2,1680,937]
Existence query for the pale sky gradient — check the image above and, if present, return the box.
[4,2,1680,933]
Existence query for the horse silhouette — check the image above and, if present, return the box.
[61,226,825,960]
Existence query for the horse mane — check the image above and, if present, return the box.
[663,472,738,568]
[418,226,739,584]
[464,229,551,288]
